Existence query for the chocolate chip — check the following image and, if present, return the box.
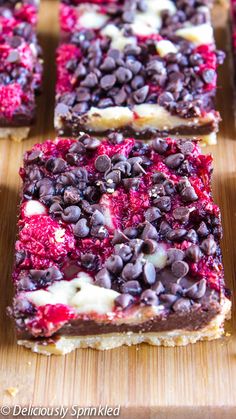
[116,66,133,83]
[62,205,81,223]
[144,207,162,222]
[141,222,158,240]
[200,235,217,255]
[181,186,198,202]
[173,207,190,223]
[107,132,124,144]
[15,251,26,266]
[132,85,149,103]
[151,280,165,295]
[157,91,174,106]
[112,230,129,245]
[197,221,209,237]
[127,60,142,75]
[100,56,116,72]
[45,267,63,282]
[160,221,171,235]
[63,187,81,204]
[172,297,191,312]
[121,280,142,296]
[140,289,158,306]
[178,141,194,155]
[115,244,132,262]
[46,158,67,174]
[81,72,98,87]
[166,228,187,241]
[95,154,111,172]
[184,279,206,299]
[163,180,176,195]
[83,137,101,150]
[154,196,171,212]
[159,293,177,306]
[91,225,108,239]
[90,209,105,226]
[100,74,116,90]
[95,268,111,289]
[73,102,89,114]
[202,69,215,84]
[74,218,90,238]
[123,177,140,190]
[185,245,201,262]
[98,98,114,108]
[171,260,189,278]
[122,261,142,281]
[114,87,127,105]
[152,171,167,183]
[81,253,96,270]
[185,228,198,243]
[166,248,185,265]
[123,227,138,239]
[143,262,156,285]
[165,153,185,169]
[7,50,20,63]
[115,293,134,309]
[142,239,157,254]
[105,255,123,274]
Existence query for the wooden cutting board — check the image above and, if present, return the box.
[0,1,236,418]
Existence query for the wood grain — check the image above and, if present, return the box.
[0,1,236,417]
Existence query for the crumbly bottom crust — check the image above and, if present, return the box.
[0,127,30,141]
[17,298,231,355]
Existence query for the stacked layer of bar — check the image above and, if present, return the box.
[0,0,42,141]
[55,0,224,144]
[10,134,231,355]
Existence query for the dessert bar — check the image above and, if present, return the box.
[0,0,42,141]
[10,134,231,355]
[55,0,224,144]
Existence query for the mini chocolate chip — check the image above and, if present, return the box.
[171,260,189,278]
[116,66,133,83]
[46,158,67,174]
[178,141,194,155]
[142,239,157,254]
[74,218,90,238]
[121,280,142,296]
[200,235,217,255]
[115,293,134,309]
[144,207,162,222]
[100,56,116,71]
[154,196,171,212]
[133,85,149,103]
[202,69,215,84]
[160,221,171,235]
[122,261,142,281]
[114,87,127,105]
[112,230,129,245]
[100,74,116,90]
[152,138,168,154]
[152,172,167,183]
[62,205,81,223]
[95,268,111,289]
[181,186,198,202]
[81,253,96,270]
[49,202,63,216]
[95,154,111,172]
[165,153,185,169]
[143,262,156,285]
[127,59,142,75]
[166,228,187,241]
[123,227,138,239]
[64,187,81,204]
[185,228,198,243]
[15,251,26,266]
[172,297,191,312]
[91,225,108,239]
[73,102,89,114]
[170,283,183,295]
[105,255,123,274]
[184,279,206,299]
[163,180,176,195]
[151,280,165,295]
[83,137,101,150]
[90,209,105,226]
[140,289,158,306]
[45,267,63,282]
[26,149,42,163]
[159,293,177,306]
[107,132,124,144]
[197,221,209,237]
[122,177,140,190]
[115,244,133,262]
[7,50,20,63]
[166,248,185,265]
[81,72,98,87]
[185,245,201,262]
[173,207,190,223]
[141,222,158,240]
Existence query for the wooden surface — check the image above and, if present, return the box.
[0,1,236,418]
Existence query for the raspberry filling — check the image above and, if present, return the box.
[11,134,228,337]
